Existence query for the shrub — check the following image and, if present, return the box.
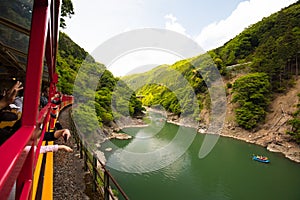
[232,73,271,129]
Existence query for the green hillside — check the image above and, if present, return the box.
[56,32,144,134]
[123,55,216,119]
[211,1,300,91]
[122,1,300,138]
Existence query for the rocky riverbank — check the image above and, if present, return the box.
[160,113,300,163]
[99,87,300,164]
[219,79,300,163]
[145,80,300,163]
[92,115,148,164]
[220,125,300,163]
[102,116,147,137]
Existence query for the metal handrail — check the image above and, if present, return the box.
[69,111,129,200]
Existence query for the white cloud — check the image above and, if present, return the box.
[165,14,189,36]
[108,49,182,77]
[195,0,297,51]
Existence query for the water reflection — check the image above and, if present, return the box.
[102,115,300,200]
[105,112,197,173]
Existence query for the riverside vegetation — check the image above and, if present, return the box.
[56,1,300,161]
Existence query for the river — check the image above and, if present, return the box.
[100,112,300,200]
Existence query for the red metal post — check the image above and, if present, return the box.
[0,0,62,198]
[22,0,49,126]
[16,143,35,200]
[0,0,51,197]
[0,127,35,199]
[17,0,50,198]
[46,0,61,99]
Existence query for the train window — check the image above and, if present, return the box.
[0,81,23,145]
[0,0,33,145]
[0,1,63,198]
[0,0,33,30]
[0,22,28,83]
[0,1,32,82]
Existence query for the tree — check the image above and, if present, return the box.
[60,0,75,28]
[57,32,144,129]
[232,73,271,129]
[211,2,300,92]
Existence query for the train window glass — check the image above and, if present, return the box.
[0,0,32,83]
[0,23,28,81]
[0,0,33,30]
[0,0,33,145]
[0,23,30,54]
[0,81,23,145]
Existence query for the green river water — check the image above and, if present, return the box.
[100,112,300,200]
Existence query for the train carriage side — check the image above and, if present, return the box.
[0,0,69,199]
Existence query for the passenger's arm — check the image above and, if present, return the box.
[0,81,23,110]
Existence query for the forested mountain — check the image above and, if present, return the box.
[211,1,300,91]
[123,54,218,120]
[56,1,300,142]
[212,1,300,134]
[56,32,144,134]
[122,1,300,141]
[56,32,91,94]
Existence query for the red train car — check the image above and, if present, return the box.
[0,0,71,199]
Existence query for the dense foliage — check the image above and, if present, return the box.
[122,2,300,131]
[287,94,300,143]
[60,0,75,28]
[210,2,300,129]
[212,1,300,91]
[56,32,90,94]
[122,56,216,119]
[138,84,181,115]
[232,73,271,129]
[56,32,144,135]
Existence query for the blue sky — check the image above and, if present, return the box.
[64,0,297,76]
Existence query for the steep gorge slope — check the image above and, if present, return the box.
[222,76,300,162]
[121,1,300,161]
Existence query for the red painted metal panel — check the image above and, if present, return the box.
[45,28,54,79]
[53,0,61,75]
[0,0,63,198]
[0,126,35,199]
[19,180,32,200]
[0,0,59,198]
[22,0,49,126]
[17,1,50,198]
[46,0,61,87]
[35,106,51,164]
[16,142,35,200]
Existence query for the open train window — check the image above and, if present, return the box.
[0,1,62,198]
[0,0,51,144]
[0,1,33,145]
[0,0,32,82]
